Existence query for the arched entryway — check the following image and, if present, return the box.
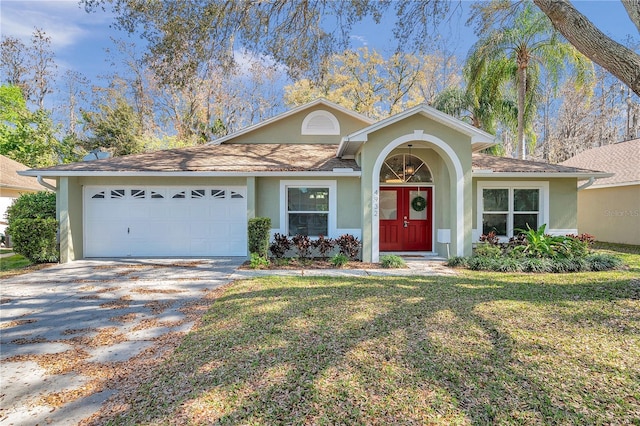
[370,130,465,262]
[379,152,433,251]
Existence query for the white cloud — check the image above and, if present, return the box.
[350,35,368,46]
[1,0,111,49]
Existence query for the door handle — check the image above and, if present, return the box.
[128,227,130,234]
[403,220,409,228]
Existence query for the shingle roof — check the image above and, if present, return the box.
[559,139,640,186]
[30,144,359,173]
[472,153,605,174]
[0,155,45,190]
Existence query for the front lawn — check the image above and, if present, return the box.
[91,248,639,425]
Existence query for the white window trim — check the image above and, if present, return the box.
[476,181,549,241]
[279,180,337,238]
[301,110,340,135]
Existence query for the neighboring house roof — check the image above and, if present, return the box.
[472,153,611,178]
[560,139,640,187]
[0,155,44,191]
[21,144,360,176]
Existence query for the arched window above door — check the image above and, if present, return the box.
[379,154,432,184]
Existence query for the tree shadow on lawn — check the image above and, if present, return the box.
[93,273,640,425]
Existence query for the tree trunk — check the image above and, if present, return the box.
[534,0,640,97]
[517,65,527,160]
[622,0,640,33]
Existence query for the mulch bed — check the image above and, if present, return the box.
[239,259,383,270]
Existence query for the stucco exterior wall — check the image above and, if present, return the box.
[358,114,473,261]
[228,106,370,145]
[256,176,361,236]
[577,185,640,245]
[472,177,579,240]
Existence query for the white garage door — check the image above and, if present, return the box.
[84,186,247,257]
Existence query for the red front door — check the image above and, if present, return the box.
[379,187,432,251]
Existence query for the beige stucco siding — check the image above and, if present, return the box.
[228,106,370,145]
[577,185,640,245]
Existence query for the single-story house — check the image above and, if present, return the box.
[20,99,611,263]
[1,155,51,240]
[560,138,640,245]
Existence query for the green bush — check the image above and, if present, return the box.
[585,253,623,271]
[521,257,553,273]
[445,256,468,268]
[248,217,271,258]
[6,191,58,263]
[6,191,56,222]
[7,218,58,263]
[249,252,270,269]
[474,243,502,258]
[331,253,349,268]
[380,254,406,269]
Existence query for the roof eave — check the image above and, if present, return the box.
[472,171,614,179]
[19,170,362,178]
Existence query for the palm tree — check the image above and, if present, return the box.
[466,2,592,159]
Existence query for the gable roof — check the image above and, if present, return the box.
[338,104,498,157]
[472,153,612,179]
[210,98,374,146]
[559,139,640,187]
[0,155,45,191]
[20,144,360,177]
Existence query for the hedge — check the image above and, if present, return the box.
[248,217,271,258]
[7,218,59,263]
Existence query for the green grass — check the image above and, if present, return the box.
[95,247,640,424]
[0,253,32,272]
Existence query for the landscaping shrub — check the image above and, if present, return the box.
[336,234,361,260]
[445,256,468,268]
[292,234,312,259]
[312,235,335,260]
[331,253,349,268]
[479,231,500,245]
[249,252,270,269]
[380,254,406,269]
[521,257,553,273]
[7,218,58,263]
[269,233,291,259]
[474,242,502,258]
[585,253,623,271]
[5,191,56,222]
[467,256,500,271]
[6,191,58,263]
[248,217,271,258]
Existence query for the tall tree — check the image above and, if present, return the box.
[0,85,60,167]
[467,2,592,159]
[0,28,57,109]
[80,93,144,156]
[285,48,460,119]
[84,0,639,96]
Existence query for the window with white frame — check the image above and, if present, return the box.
[478,182,548,238]
[281,181,336,237]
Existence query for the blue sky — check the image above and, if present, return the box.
[1,0,638,97]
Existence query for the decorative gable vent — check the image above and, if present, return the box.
[301,110,340,135]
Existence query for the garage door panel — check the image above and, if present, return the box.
[84,186,247,257]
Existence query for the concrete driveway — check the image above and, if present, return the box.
[0,258,244,426]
